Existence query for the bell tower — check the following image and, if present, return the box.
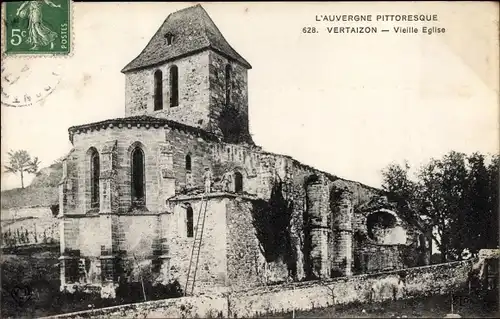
[121,4,253,144]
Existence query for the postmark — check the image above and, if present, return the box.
[1,59,61,107]
[10,285,33,307]
[4,0,71,55]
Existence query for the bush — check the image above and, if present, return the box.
[115,279,183,304]
[2,254,184,318]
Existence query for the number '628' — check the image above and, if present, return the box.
[302,27,317,33]
[10,29,27,46]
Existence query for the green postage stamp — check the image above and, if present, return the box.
[4,0,71,55]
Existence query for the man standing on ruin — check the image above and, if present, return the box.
[222,171,233,192]
[203,167,212,193]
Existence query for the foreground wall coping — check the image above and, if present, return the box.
[39,295,227,319]
[233,260,474,295]
[38,260,473,319]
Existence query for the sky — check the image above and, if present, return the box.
[1,1,499,191]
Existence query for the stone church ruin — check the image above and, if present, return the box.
[57,4,430,298]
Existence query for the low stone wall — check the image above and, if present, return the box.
[228,260,473,317]
[1,208,59,249]
[41,260,473,319]
[42,295,228,319]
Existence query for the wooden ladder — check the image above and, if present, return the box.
[184,197,208,296]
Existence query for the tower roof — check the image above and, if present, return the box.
[121,4,252,73]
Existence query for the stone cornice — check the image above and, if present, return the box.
[67,115,222,144]
[168,191,258,202]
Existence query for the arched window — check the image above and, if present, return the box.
[186,205,194,238]
[131,146,145,207]
[225,64,232,105]
[234,171,243,193]
[170,65,179,107]
[154,69,163,111]
[90,148,100,209]
[185,154,192,171]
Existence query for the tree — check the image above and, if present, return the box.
[462,153,490,252]
[381,161,444,260]
[486,154,499,248]
[4,150,41,189]
[418,152,468,261]
[381,151,499,263]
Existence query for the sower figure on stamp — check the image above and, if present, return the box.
[16,0,62,50]
[203,167,213,193]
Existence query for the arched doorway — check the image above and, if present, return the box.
[234,171,243,193]
[186,204,194,238]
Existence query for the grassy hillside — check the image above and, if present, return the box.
[29,162,63,188]
[1,162,62,209]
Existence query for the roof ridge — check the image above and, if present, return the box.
[121,4,251,73]
[172,3,202,14]
[198,6,212,48]
[200,7,252,68]
[121,16,171,73]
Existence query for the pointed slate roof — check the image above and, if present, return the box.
[121,4,252,73]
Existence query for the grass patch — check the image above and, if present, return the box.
[259,293,499,318]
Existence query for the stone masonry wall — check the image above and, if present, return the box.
[113,215,159,258]
[354,244,402,274]
[68,126,217,214]
[124,52,211,132]
[351,207,421,273]
[305,179,330,278]
[330,189,354,276]
[61,196,229,293]
[163,127,214,195]
[229,260,474,318]
[70,127,163,214]
[210,147,389,283]
[123,49,251,143]
[209,147,394,282]
[226,197,267,291]
[60,215,166,287]
[209,51,251,143]
[164,196,228,294]
[59,216,101,286]
[41,295,228,319]
[68,125,379,218]
[65,123,415,289]
[330,179,381,208]
[42,260,473,319]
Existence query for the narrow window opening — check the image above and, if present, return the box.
[225,64,232,106]
[186,205,194,238]
[185,154,192,171]
[131,147,145,207]
[90,149,100,209]
[154,70,163,111]
[165,33,174,45]
[418,234,426,248]
[170,65,179,107]
[234,171,243,193]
